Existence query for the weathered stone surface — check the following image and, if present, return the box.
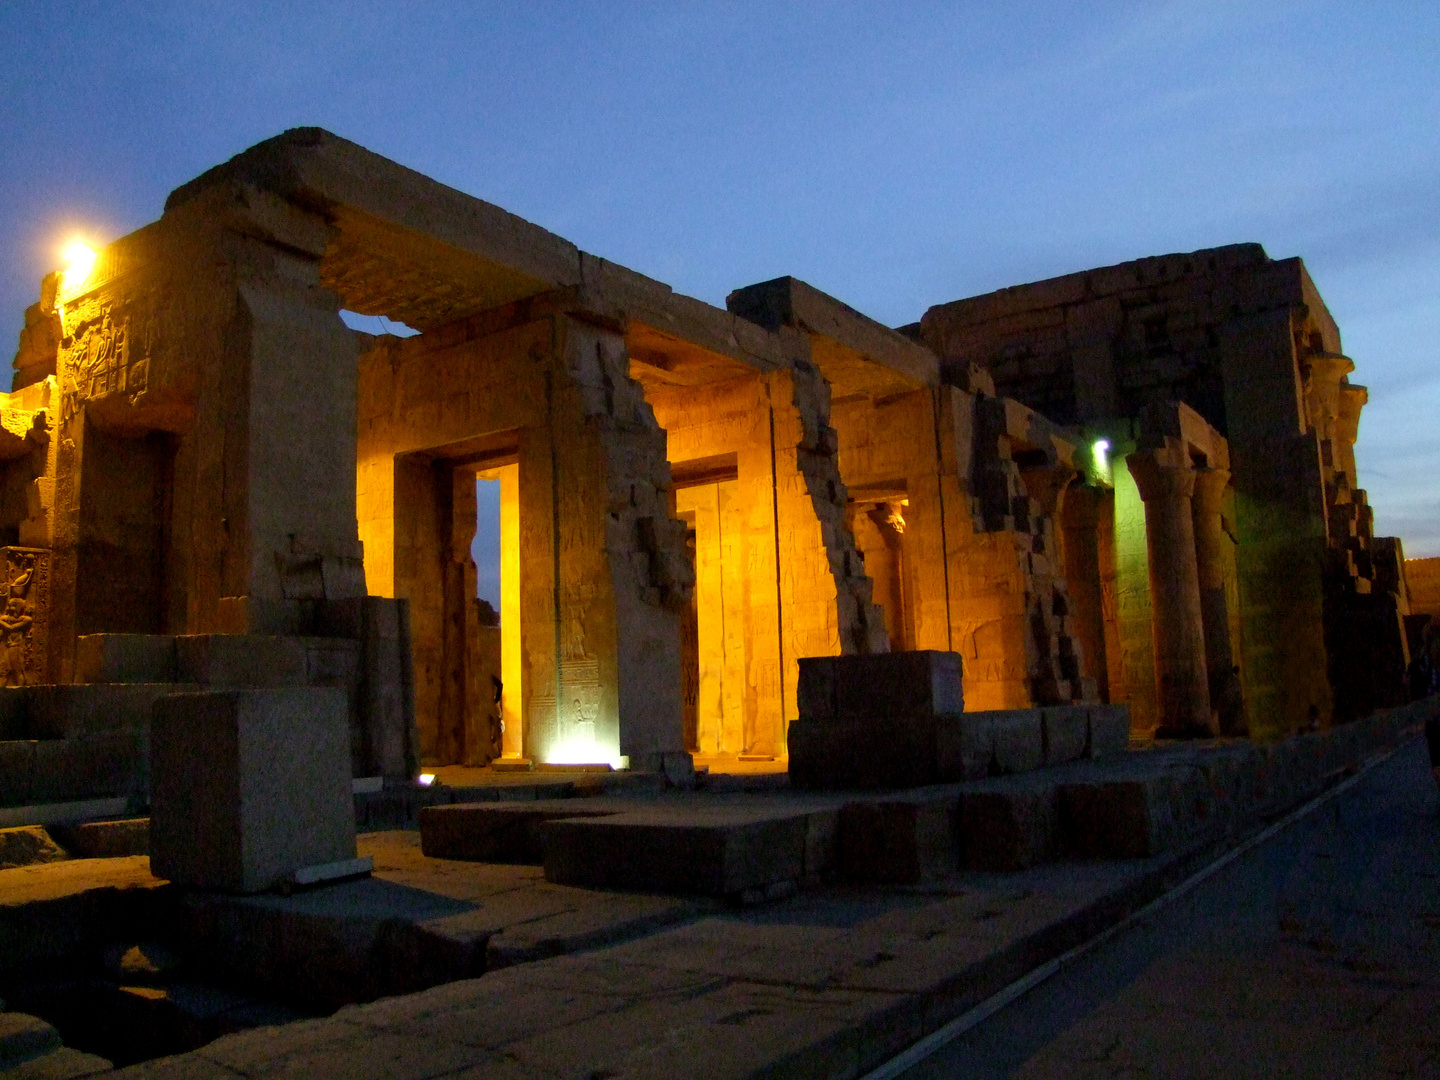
[0,825,68,869]
[74,634,178,684]
[418,801,619,863]
[990,709,1045,774]
[832,651,964,721]
[49,817,148,859]
[788,716,938,790]
[542,808,811,897]
[838,795,956,883]
[7,1045,112,1077]
[1087,704,1132,757]
[956,775,1059,870]
[1059,763,1199,859]
[936,712,993,781]
[174,635,309,688]
[1042,705,1090,766]
[150,687,357,892]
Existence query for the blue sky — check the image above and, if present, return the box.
[3,1,1438,559]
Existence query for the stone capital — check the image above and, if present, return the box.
[1190,467,1231,516]
[1125,451,1195,505]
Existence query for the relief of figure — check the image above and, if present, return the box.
[0,597,33,687]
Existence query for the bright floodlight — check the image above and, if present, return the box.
[1093,439,1110,471]
[417,772,436,786]
[59,239,98,296]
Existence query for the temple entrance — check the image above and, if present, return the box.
[846,483,914,652]
[393,434,523,767]
[671,454,745,756]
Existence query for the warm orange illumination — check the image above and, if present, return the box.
[59,239,98,296]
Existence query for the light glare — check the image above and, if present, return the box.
[59,239,98,296]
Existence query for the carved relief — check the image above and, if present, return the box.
[60,309,153,425]
[0,548,49,686]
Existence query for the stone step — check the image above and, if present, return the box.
[541,806,837,900]
[0,737,147,811]
[419,801,620,863]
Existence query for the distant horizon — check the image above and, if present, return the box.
[5,2,1436,553]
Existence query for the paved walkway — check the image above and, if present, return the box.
[900,737,1440,1079]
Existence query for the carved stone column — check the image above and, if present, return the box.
[1127,450,1212,736]
[1191,467,1244,734]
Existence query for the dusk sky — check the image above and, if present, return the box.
[4,1,1437,578]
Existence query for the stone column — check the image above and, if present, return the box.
[1127,450,1212,736]
[1191,467,1244,734]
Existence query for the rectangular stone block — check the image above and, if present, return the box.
[1086,704,1131,758]
[936,713,993,781]
[0,740,34,806]
[838,796,956,884]
[175,635,309,688]
[0,689,25,739]
[956,776,1057,870]
[542,808,810,897]
[1042,706,1089,766]
[787,715,938,790]
[832,651,964,722]
[49,816,149,858]
[419,801,618,863]
[987,709,1044,774]
[1058,763,1201,859]
[74,634,178,684]
[150,687,357,892]
[31,734,144,804]
[796,656,837,722]
[26,684,198,740]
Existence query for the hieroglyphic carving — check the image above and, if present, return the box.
[0,548,49,686]
[60,309,152,425]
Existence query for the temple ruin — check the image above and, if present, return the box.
[0,128,1415,802]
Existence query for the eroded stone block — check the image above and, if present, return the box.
[150,687,357,892]
[832,651,964,721]
[936,712,993,781]
[541,808,810,896]
[838,796,956,884]
[1086,704,1131,757]
[1042,706,1089,766]
[988,709,1044,774]
[418,801,619,863]
[175,635,309,688]
[74,634,178,684]
[956,776,1057,870]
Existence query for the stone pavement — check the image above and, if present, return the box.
[900,735,1440,1079]
[102,839,1210,1077]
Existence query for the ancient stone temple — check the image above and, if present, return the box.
[917,246,1412,737]
[0,129,1410,808]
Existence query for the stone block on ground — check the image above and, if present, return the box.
[988,709,1045,774]
[174,635,309,688]
[956,775,1058,870]
[1087,704,1132,757]
[485,894,700,969]
[838,794,957,884]
[831,650,965,721]
[150,687,357,892]
[418,801,619,863]
[74,634,178,684]
[936,712,992,781]
[0,740,34,807]
[0,824,68,869]
[50,817,149,859]
[788,716,938,790]
[1042,705,1089,766]
[542,807,812,897]
[26,684,199,740]
[1058,762,1203,859]
[31,734,146,806]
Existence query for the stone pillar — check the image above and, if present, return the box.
[1060,484,1109,703]
[1126,450,1212,736]
[1334,384,1367,494]
[1191,467,1244,734]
